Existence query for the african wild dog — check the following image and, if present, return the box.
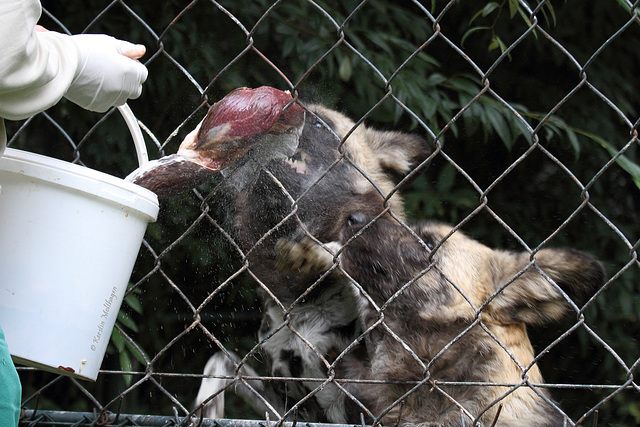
[194,104,428,422]
[277,213,604,426]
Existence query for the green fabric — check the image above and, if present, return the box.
[0,324,21,427]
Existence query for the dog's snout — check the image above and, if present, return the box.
[346,212,367,227]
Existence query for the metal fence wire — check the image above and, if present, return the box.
[6,0,640,426]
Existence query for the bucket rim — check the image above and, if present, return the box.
[0,147,159,221]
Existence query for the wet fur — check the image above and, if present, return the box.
[195,104,428,422]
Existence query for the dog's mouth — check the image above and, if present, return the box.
[281,150,311,175]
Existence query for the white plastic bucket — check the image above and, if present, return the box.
[0,105,159,380]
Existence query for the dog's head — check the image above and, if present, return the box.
[339,215,605,327]
[230,104,428,243]
[224,104,428,301]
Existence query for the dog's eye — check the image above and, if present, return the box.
[423,239,435,251]
[314,121,325,129]
[346,212,367,227]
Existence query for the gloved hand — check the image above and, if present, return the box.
[64,34,148,112]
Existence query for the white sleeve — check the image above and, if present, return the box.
[0,0,80,121]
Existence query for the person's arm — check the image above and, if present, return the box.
[0,0,79,120]
[0,0,148,155]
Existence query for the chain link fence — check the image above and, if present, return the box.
[6,0,640,426]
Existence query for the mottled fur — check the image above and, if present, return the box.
[278,214,604,426]
[195,104,427,422]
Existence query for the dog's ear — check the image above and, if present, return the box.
[365,128,430,184]
[487,249,605,325]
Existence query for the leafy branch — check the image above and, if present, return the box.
[462,0,557,56]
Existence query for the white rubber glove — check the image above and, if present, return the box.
[64,34,148,112]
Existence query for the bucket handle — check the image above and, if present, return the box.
[117,104,149,167]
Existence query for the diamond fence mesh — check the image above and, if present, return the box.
[6,0,640,426]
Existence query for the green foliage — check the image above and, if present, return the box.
[108,283,147,387]
[463,0,558,56]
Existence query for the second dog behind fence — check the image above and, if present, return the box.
[275,214,604,426]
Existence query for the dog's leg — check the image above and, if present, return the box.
[195,352,285,419]
[195,353,234,419]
